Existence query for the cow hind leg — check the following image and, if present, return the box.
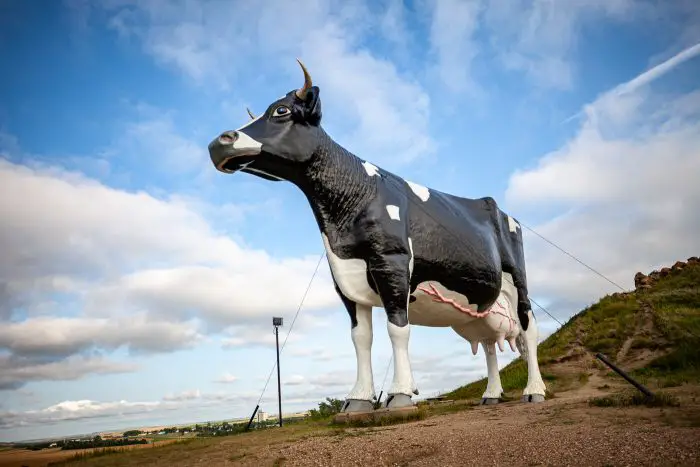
[518,309,546,402]
[481,342,504,404]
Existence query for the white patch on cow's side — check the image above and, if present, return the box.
[507,215,521,233]
[386,204,400,221]
[321,233,382,307]
[387,321,415,396]
[362,161,380,177]
[346,304,376,401]
[406,180,430,202]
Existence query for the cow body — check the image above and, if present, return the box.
[208,61,546,411]
[307,134,526,320]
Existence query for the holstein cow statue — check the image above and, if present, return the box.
[208,60,547,412]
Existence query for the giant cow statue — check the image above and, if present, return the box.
[208,60,547,412]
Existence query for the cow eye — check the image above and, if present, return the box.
[272,106,290,117]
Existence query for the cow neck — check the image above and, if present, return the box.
[297,130,375,235]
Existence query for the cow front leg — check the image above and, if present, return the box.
[481,342,504,404]
[344,304,376,412]
[335,285,376,413]
[370,258,416,409]
[518,309,546,402]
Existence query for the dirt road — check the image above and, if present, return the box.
[4,390,700,467]
[239,394,700,467]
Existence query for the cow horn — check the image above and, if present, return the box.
[246,107,256,120]
[295,58,313,100]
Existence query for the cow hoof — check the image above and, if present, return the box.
[342,399,374,413]
[385,393,413,409]
[480,398,500,405]
[521,394,545,403]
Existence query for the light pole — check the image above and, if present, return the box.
[273,317,283,427]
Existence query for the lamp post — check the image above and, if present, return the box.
[273,317,283,427]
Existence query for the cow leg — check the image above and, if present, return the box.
[369,257,417,409]
[335,284,376,413]
[518,309,546,402]
[481,342,503,404]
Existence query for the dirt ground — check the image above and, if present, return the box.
[4,384,699,467]
[212,391,700,467]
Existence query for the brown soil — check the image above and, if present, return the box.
[5,382,697,467]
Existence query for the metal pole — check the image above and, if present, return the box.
[275,325,282,427]
[245,405,259,431]
[595,353,655,398]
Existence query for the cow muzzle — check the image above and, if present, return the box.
[208,130,263,174]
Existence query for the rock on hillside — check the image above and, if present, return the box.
[444,256,700,400]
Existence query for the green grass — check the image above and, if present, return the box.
[589,390,681,408]
[331,406,429,428]
[48,447,134,465]
[442,261,700,401]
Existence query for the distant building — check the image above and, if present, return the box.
[257,410,268,423]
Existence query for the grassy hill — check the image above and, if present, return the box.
[443,256,700,401]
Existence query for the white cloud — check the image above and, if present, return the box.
[96,0,434,166]
[0,156,338,323]
[0,143,341,388]
[0,316,202,358]
[0,355,137,390]
[482,0,636,89]
[307,370,355,388]
[287,347,352,362]
[1,399,163,429]
[162,389,201,402]
[505,42,700,305]
[214,373,238,384]
[0,389,264,430]
[283,374,305,386]
[427,0,483,96]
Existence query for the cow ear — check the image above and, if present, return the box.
[301,86,322,125]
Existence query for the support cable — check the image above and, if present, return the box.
[253,251,326,408]
[250,175,660,411]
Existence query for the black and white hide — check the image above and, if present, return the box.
[207,60,547,412]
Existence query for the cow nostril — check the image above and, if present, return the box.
[218,132,237,145]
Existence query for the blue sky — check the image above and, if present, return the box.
[1,0,699,441]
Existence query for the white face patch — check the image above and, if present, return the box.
[227,129,263,157]
[507,215,521,233]
[386,204,400,220]
[406,181,430,202]
[362,161,380,177]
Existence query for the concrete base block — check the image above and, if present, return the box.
[333,405,419,424]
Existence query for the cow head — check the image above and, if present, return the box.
[208,59,323,182]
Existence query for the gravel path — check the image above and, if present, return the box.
[244,396,700,467]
